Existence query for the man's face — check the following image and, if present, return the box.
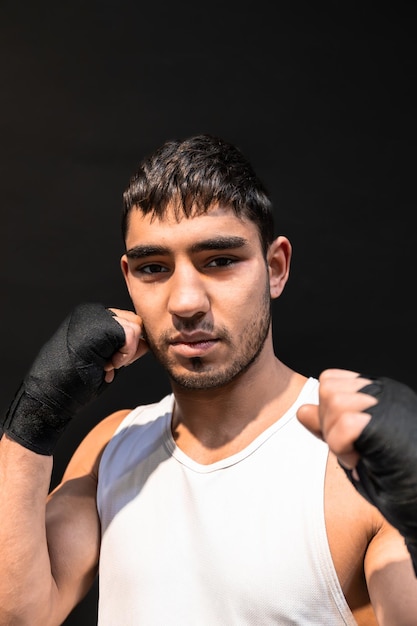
[121,205,274,390]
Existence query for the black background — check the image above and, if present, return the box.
[1,2,416,624]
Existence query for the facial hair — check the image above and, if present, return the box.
[142,278,272,390]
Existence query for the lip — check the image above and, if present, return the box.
[171,332,216,344]
[169,333,219,357]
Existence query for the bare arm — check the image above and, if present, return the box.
[364,519,417,625]
[0,409,129,625]
[0,304,144,624]
[0,437,56,623]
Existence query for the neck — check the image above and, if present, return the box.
[170,345,307,463]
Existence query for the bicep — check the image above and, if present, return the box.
[46,473,101,616]
[365,520,417,625]
[45,410,129,619]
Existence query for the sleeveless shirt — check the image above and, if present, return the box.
[97,377,358,625]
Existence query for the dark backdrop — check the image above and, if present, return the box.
[1,2,416,624]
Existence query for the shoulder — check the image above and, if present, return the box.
[63,394,174,483]
[61,409,132,483]
[62,393,174,482]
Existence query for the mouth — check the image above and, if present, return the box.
[169,333,219,357]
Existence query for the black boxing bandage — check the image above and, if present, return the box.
[344,376,417,574]
[1,303,126,456]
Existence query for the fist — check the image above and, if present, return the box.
[104,308,148,382]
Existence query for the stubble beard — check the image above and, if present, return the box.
[142,282,272,390]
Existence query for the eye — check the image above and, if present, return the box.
[138,263,169,274]
[206,257,236,268]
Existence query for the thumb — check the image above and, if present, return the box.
[296,404,324,440]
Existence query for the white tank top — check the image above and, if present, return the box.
[97,378,357,625]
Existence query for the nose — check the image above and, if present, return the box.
[167,264,210,319]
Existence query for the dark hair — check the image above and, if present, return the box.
[122,134,275,254]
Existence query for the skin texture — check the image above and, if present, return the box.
[121,207,274,391]
[1,207,417,625]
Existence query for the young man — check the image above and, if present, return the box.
[1,134,417,625]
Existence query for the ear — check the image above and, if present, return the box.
[267,236,292,299]
[120,254,133,299]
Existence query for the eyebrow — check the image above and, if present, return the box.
[125,236,249,259]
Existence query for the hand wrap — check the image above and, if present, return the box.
[1,303,125,456]
[345,376,417,574]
